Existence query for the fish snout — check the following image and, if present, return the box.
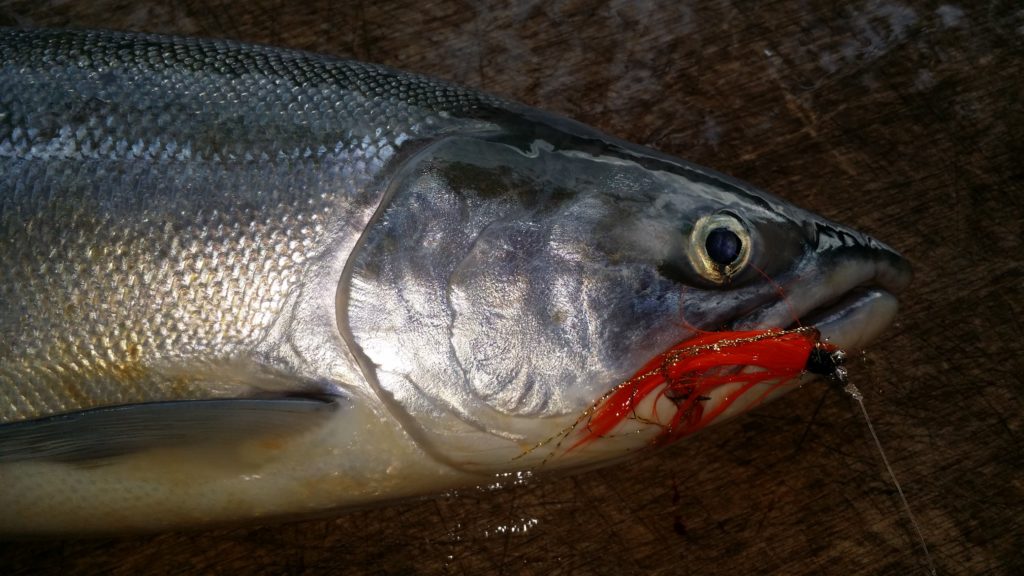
[799,219,912,350]
[735,216,912,352]
[809,218,913,293]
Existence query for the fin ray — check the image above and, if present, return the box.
[0,397,340,463]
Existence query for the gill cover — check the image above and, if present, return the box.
[343,130,813,471]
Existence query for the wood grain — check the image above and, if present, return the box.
[1,1,1020,574]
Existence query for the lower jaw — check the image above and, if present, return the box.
[685,289,901,433]
[801,288,900,351]
[570,291,901,454]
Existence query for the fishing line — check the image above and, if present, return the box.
[842,368,937,576]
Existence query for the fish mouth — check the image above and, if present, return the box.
[797,286,899,350]
[567,253,913,451]
[734,248,912,352]
[685,249,913,424]
[564,232,913,455]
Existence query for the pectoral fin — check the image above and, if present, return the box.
[0,397,340,463]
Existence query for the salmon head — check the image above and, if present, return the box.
[344,108,912,472]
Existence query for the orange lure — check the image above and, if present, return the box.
[572,327,834,450]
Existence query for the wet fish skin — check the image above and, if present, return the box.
[1,28,513,532]
[0,28,910,533]
[0,27,498,422]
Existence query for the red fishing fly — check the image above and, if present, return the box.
[570,327,836,450]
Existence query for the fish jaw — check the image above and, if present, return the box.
[597,221,915,447]
[491,210,914,463]
[557,238,912,455]
[732,217,913,352]
[568,211,912,462]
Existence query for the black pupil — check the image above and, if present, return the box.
[705,228,742,265]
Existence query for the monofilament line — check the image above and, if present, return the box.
[844,382,937,576]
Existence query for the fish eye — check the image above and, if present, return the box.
[705,228,742,265]
[688,213,751,284]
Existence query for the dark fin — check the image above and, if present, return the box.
[0,397,341,463]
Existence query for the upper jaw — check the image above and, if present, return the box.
[734,240,912,352]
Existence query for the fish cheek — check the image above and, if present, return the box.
[349,137,701,442]
[751,216,812,278]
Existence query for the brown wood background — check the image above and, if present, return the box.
[0,1,1020,574]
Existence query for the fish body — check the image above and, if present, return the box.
[0,28,910,533]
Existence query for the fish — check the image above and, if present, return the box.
[0,28,911,534]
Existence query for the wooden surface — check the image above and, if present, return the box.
[1,1,1021,574]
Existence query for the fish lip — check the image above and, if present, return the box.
[732,249,912,352]
[796,287,901,351]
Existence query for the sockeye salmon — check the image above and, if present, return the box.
[0,28,911,534]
